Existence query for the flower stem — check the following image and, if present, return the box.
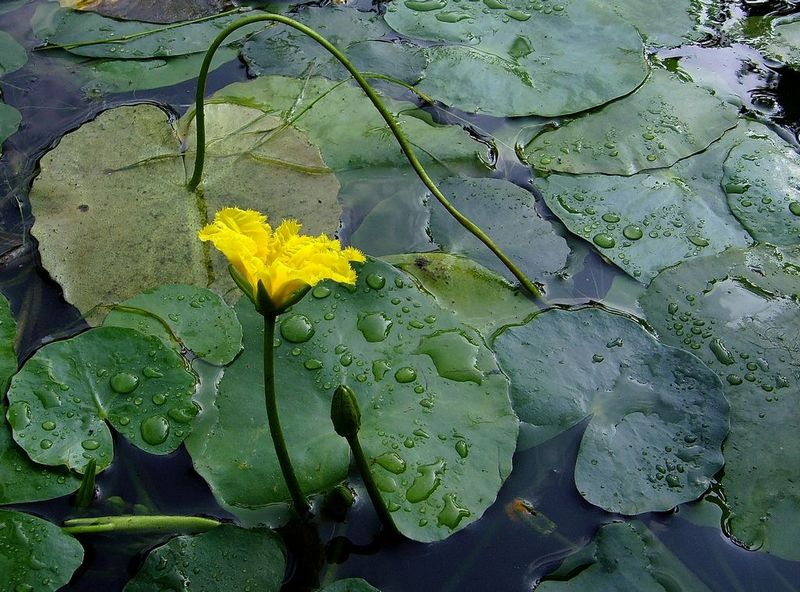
[187,14,542,300]
[347,433,399,537]
[264,313,310,516]
[62,515,220,535]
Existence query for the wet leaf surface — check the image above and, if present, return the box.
[0,30,26,76]
[59,0,232,24]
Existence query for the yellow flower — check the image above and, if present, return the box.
[199,207,365,313]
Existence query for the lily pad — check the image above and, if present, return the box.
[0,31,26,76]
[494,307,728,514]
[6,326,198,473]
[187,258,518,542]
[0,509,84,592]
[123,525,285,592]
[523,69,739,175]
[59,0,231,24]
[537,521,711,591]
[383,0,649,117]
[103,284,242,366]
[537,121,758,283]
[607,0,713,48]
[722,128,800,245]
[0,102,21,157]
[320,579,381,592]
[640,245,800,559]
[427,177,569,285]
[763,16,800,68]
[0,292,16,391]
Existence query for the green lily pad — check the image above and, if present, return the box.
[494,307,728,514]
[607,0,713,48]
[0,102,21,157]
[640,245,800,560]
[0,509,84,592]
[722,128,800,245]
[187,258,518,542]
[6,326,198,474]
[537,121,758,283]
[0,0,28,15]
[537,521,711,591]
[32,4,265,58]
[523,69,739,175]
[763,16,800,68]
[0,31,26,76]
[123,525,286,592]
[103,284,242,366]
[383,0,649,117]
[59,0,230,24]
[427,177,569,285]
[320,579,381,592]
[0,292,16,392]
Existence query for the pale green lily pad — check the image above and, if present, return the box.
[384,0,649,117]
[0,31,26,76]
[537,121,758,283]
[123,525,285,592]
[763,17,800,68]
[187,258,518,542]
[494,307,728,514]
[32,4,265,58]
[320,579,381,592]
[103,284,242,366]
[607,0,714,48]
[0,102,21,157]
[722,128,800,245]
[242,6,425,85]
[640,245,800,560]
[428,177,569,285]
[537,521,711,591]
[0,0,28,15]
[0,509,84,592]
[59,0,230,24]
[6,326,198,474]
[523,69,739,175]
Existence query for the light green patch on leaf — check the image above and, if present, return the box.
[59,0,230,24]
[537,121,759,283]
[383,0,649,117]
[523,69,739,175]
[722,127,800,245]
[640,245,800,560]
[6,326,198,473]
[103,284,242,366]
[494,307,728,514]
[0,31,26,76]
[0,509,84,592]
[0,102,21,157]
[763,16,800,68]
[123,525,285,592]
[187,258,518,542]
[320,579,381,592]
[607,0,715,48]
[537,521,712,591]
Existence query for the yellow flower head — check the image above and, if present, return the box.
[199,208,365,313]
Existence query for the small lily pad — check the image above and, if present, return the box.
[494,307,728,514]
[0,31,26,76]
[320,579,381,592]
[59,0,231,24]
[6,326,198,473]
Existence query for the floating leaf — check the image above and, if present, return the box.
[0,102,21,157]
[187,258,518,541]
[123,525,285,592]
[103,284,242,366]
[0,292,16,391]
[763,16,800,68]
[523,69,739,175]
[59,0,231,24]
[494,307,728,514]
[383,0,649,117]
[607,0,713,48]
[537,521,711,591]
[0,31,26,76]
[537,121,758,283]
[640,245,800,559]
[320,579,381,592]
[6,326,198,473]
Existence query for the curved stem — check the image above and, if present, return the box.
[347,434,399,537]
[264,313,310,516]
[62,515,220,535]
[187,14,542,299]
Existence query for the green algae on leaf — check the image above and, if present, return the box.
[0,509,84,592]
[123,525,285,592]
[523,69,739,175]
[640,245,800,560]
[494,307,728,515]
[6,326,197,473]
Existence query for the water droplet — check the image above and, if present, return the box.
[143,367,163,378]
[395,367,417,383]
[312,286,331,299]
[417,330,483,384]
[81,439,100,451]
[688,234,709,247]
[152,393,167,406]
[505,9,531,20]
[438,493,471,529]
[372,359,391,381]
[601,213,621,223]
[41,421,56,431]
[623,224,643,240]
[375,451,407,474]
[141,415,170,445]
[482,0,507,7]
[110,372,139,394]
[168,405,197,424]
[606,337,623,348]
[40,439,53,449]
[709,338,735,365]
[592,354,605,363]
[280,314,315,343]
[304,359,323,370]
[7,401,31,430]
[357,312,393,342]
[666,474,681,488]
[790,201,800,216]
[168,313,179,322]
[592,233,616,249]
[406,459,445,503]
[455,440,469,458]
[119,416,130,426]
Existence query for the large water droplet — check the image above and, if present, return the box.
[438,493,471,529]
[7,401,31,430]
[40,439,53,449]
[395,367,417,383]
[143,366,163,378]
[417,330,483,384]
[375,451,407,474]
[404,0,447,10]
[168,405,198,424]
[622,224,643,240]
[81,439,100,451]
[280,314,315,343]
[110,372,139,394]
[406,458,445,503]
[41,421,56,431]
[141,415,170,445]
[709,338,735,365]
[357,312,393,342]
[455,440,469,458]
[366,273,386,290]
[789,201,800,216]
[592,233,616,249]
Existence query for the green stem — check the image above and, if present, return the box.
[264,313,310,516]
[62,515,220,535]
[347,433,399,537]
[187,14,542,299]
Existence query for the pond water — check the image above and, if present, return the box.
[0,0,799,591]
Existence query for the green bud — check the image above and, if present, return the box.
[331,385,361,438]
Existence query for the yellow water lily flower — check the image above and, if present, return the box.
[199,207,365,313]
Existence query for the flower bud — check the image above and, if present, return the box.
[331,385,361,438]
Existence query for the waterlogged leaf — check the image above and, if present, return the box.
[763,17,800,68]
[59,0,231,24]
[0,102,21,157]
[103,284,242,366]
[537,121,758,283]
[640,245,800,560]
[123,525,285,592]
[523,69,739,175]
[188,258,518,542]
[0,509,84,592]
[607,0,714,48]
[494,307,728,514]
[6,326,198,473]
[320,579,381,592]
[722,127,800,245]
[32,4,265,58]
[383,0,649,117]
[537,521,711,591]
[427,177,569,285]
[242,6,425,85]
[0,31,26,76]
